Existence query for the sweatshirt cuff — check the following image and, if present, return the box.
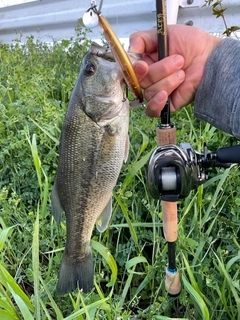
[194,37,240,139]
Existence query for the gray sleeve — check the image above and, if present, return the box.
[194,37,240,139]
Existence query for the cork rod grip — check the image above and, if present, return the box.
[156,126,176,145]
[165,269,181,296]
[162,201,178,242]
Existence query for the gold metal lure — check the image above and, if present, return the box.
[98,15,143,104]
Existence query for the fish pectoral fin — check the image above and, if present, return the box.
[96,196,112,232]
[51,182,64,223]
[124,135,130,163]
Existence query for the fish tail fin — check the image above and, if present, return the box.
[56,251,94,295]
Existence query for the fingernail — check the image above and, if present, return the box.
[128,40,135,53]
[173,55,184,68]
[176,70,185,80]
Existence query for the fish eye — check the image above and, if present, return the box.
[85,63,96,76]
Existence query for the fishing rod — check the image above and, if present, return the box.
[154,0,181,296]
[148,0,240,298]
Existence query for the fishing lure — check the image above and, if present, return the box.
[83,0,144,105]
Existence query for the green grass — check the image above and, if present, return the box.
[0,23,239,319]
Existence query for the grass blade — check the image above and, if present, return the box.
[32,207,40,320]
[63,297,109,320]
[182,275,210,320]
[213,252,240,318]
[0,265,34,314]
[91,240,118,288]
[0,225,16,251]
[122,149,153,188]
[182,253,211,306]
[125,256,148,274]
[30,134,42,189]
[133,127,149,161]
[39,275,64,320]
[118,266,134,308]
[203,167,232,225]
[9,290,34,320]
[113,192,140,252]
[0,309,19,320]
[154,316,188,320]
[118,256,148,308]
[29,117,60,145]
[0,283,18,318]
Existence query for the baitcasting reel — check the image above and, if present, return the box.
[147,143,240,202]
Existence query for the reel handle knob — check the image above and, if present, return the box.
[215,145,240,164]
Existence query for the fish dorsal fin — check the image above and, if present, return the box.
[51,182,64,223]
[96,196,112,232]
[124,135,129,163]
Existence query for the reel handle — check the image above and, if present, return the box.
[215,145,240,164]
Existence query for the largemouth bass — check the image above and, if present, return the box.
[51,43,130,295]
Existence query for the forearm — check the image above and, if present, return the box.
[194,37,240,139]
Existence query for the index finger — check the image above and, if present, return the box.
[129,29,158,54]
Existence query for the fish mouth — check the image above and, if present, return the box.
[90,42,128,90]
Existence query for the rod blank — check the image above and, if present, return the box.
[156,0,170,126]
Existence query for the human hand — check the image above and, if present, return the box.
[129,25,222,117]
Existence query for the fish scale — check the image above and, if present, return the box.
[51,43,130,294]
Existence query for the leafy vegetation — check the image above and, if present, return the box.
[0,22,239,319]
[204,0,240,36]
